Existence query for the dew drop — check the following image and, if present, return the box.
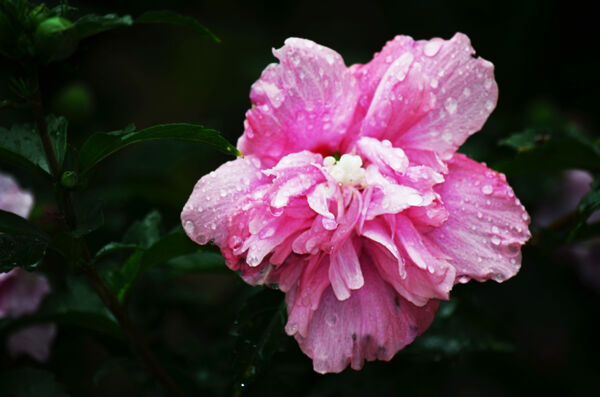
[502,243,520,258]
[491,236,501,246]
[463,87,471,97]
[482,184,493,195]
[485,100,494,111]
[457,275,470,284]
[477,211,483,219]
[492,226,499,234]
[183,220,195,235]
[444,97,458,115]
[430,78,439,89]
[484,78,493,90]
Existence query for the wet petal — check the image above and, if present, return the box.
[240,38,361,166]
[353,33,498,160]
[181,156,268,247]
[428,154,531,282]
[295,258,438,373]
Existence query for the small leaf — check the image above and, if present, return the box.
[0,115,68,177]
[136,10,220,43]
[122,210,162,248]
[165,251,226,274]
[94,242,138,261]
[78,123,240,177]
[0,210,49,272]
[71,200,104,238]
[496,127,600,174]
[499,129,545,152]
[0,367,70,397]
[141,230,199,271]
[73,13,133,40]
[111,248,144,303]
[569,177,600,240]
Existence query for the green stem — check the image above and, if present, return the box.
[31,75,189,397]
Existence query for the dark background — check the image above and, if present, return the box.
[2,0,599,396]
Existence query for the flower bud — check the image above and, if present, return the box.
[34,17,77,63]
[60,171,78,188]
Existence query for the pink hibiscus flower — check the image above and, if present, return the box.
[0,171,56,362]
[181,33,531,373]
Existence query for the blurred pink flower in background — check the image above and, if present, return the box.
[182,33,531,373]
[0,171,56,362]
[535,170,600,292]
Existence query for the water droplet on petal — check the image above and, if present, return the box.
[485,100,494,111]
[491,236,501,246]
[484,78,493,90]
[457,275,470,284]
[463,87,471,97]
[444,97,457,115]
[482,184,493,195]
[492,226,499,234]
[183,220,195,235]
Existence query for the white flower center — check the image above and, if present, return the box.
[323,154,367,187]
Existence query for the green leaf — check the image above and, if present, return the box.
[136,10,220,43]
[110,210,162,302]
[165,251,226,274]
[71,200,104,238]
[0,210,49,272]
[111,248,144,303]
[39,275,122,339]
[0,368,70,397]
[94,242,138,261]
[403,299,513,360]
[0,115,68,177]
[78,123,239,176]
[496,127,600,174]
[73,13,133,40]
[122,210,162,248]
[498,129,545,152]
[141,230,199,271]
[231,288,287,391]
[570,177,600,240]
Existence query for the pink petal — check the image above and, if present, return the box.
[7,324,57,362]
[355,136,409,177]
[181,156,267,246]
[294,258,438,374]
[328,238,364,300]
[0,268,50,318]
[353,33,498,160]
[0,172,34,219]
[239,38,361,166]
[428,153,531,282]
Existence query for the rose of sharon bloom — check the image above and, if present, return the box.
[0,171,56,362]
[181,33,531,373]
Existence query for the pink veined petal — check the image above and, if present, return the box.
[0,268,50,318]
[286,255,330,338]
[355,136,409,177]
[181,156,268,247]
[239,38,361,166]
[295,257,439,374]
[428,153,531,282]
[7,323,57,362]
[0,172,34,219]
[328,238,364,301]
[352,33,498,160]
